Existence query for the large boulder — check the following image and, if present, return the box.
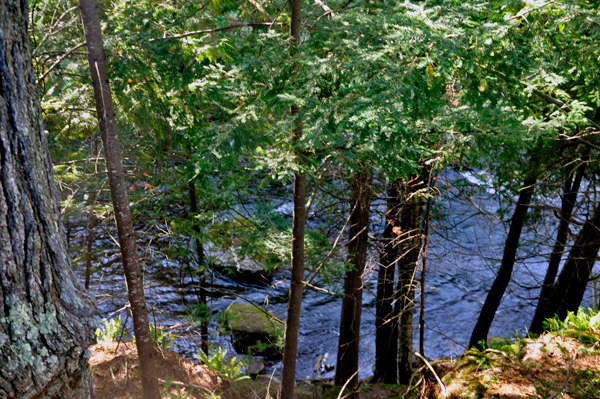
[226,303,284,358]
[206,243,273,285]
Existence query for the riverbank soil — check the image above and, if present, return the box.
[90,331,600,399]
[90,342,233,399]
[440,331,600,398]
[89,342,406,399]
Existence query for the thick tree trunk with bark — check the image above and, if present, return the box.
[374,181,400,384]
[335,171,372,394]
[78,1,160,398]
[468,172,537,349]
[0,0,96,397]
[188,180,209,354]
[530,157,586,334]
[397,176,424,384]
[538,202,600,324]
[280,1,304,397]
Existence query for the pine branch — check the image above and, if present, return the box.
[489,68,600,131]
[149,22,282,41]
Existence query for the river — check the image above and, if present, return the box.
[74,168,597,380]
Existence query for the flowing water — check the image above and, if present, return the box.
[74,168,597,380]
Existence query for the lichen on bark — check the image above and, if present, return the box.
[0,0,97,397]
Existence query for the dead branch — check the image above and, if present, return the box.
[33,5,79,56]
[38,41,87,81]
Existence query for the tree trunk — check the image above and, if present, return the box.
[468,171,537,349]
[280,0,304,397]
[0,0,96,396]
[374,180,400,384]
[335,170,372,395]
[539,201,600,324]
[529,156,587,334]
[419,170,436,359]
[78,1,161,398]
[397,176,424,384]
[188,179,208,354]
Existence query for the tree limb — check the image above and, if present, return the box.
[314,0,335,16]
[414,352,447,398]
[507,0,554,21]
[38,41,86,81]
[149,22,281,41]
[490,68,600,131]
[247,0,272,21]
[33,6,79,56]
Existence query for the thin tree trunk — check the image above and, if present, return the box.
[335,170,372,395]
[540,201,600,323]
[468,171,537,349]
[529,156,587,334]
[0,0,96,395]
[280,0,304,396]
[78,1,160,398]
[374,181,400,384]
[188,179,209,354]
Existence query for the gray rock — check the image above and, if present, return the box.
[247,357,265,378]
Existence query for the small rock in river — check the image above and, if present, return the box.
[247,357,265,379]
[313,354,323,372]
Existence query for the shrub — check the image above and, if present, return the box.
[543,307,600,332]
[195,344,246,381]
[95,315,127,343]
[543,308,600,344]
[150,323,175,349]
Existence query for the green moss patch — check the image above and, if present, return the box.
[225,303,284,358]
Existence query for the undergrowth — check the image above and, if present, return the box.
[445,308,600,399]
[195,344,247,381]
[543,307,600,345]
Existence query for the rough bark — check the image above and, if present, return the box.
[374,180,400,384]
[78,1,160,398]
[335,171,372,395]
[0,0,96,397]
[539,201,600,324]
[529,157,587,334]
[280,1,304,397]
[188,179,208,354]
[468,172,537,349]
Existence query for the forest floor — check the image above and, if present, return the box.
[90,342,233,399]
[438,328,600,399]
[89,327,600,399]
[88,342,403,399]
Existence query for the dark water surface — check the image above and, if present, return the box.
[74,168,597,380]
